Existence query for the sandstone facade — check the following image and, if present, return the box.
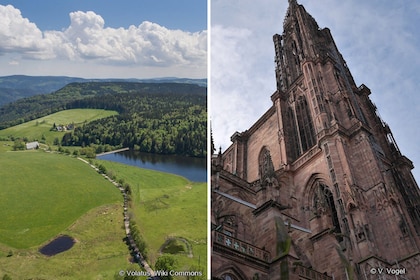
[211,1,420,279]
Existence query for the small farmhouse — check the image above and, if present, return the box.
[26,141,39,150]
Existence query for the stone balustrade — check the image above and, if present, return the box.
[214,232,271,262]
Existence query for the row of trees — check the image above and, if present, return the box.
[92,155,206,280]
[95,162,149,262]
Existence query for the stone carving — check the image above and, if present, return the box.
[343,174,357,211]
[313,183,330,215]
[260,149,275,182]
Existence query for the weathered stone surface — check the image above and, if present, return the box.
[211,1,420,279]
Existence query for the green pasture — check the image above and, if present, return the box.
[0,140,207,278]
[0,108,118,144]
[0,150,121,248]
[0,141,13,152]
[94,159,208,275]
[0,204,130,279]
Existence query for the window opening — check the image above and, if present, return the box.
[314,183,343,242]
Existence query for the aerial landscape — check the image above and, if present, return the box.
[0,1,207,279]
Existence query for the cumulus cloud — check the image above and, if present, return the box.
[0,5,44,54]
[0,5,207,68]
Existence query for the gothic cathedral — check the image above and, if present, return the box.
[211,1,420,279]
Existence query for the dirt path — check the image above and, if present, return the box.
[77,157,155,276]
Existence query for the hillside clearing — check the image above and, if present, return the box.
[0,108,118,145]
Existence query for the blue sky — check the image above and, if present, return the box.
[0,0,207,78]
[211,0,420,183]
[2,0,207,31]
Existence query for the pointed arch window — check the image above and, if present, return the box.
[295,95,316,153]
[287,107,300,161]
[313,183,343,242]
[291,40,300,66]
[286,95,316,162]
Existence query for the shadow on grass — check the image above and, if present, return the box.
[144,195,170,212]
[159,237,193,258]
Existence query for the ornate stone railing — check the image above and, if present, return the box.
[294,263,332,280]
[214,232,271,262]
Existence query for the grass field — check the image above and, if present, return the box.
[0,108,118,145]
[94,159,208,277]
[0,204,131,279]
[0,150,121,248]
[0,107,207,278]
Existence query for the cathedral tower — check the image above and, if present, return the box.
[212,1,420,279]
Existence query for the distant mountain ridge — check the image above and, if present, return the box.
[0,75,207,107]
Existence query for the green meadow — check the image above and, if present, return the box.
[94,159,207,276]
[0,151,207,279]
[0,204,130,279]
[0,150,121,248]
[0,107,207,279]
[0,144,128,278]
[0,108,118,144]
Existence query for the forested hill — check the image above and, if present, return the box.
[0,75,87,106]
[0,82,205,128]
[0,82,207,157]
[0,75,207,107]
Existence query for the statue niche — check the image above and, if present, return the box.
[258,147,280,202]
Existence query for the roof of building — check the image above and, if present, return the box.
[26,141,39,150]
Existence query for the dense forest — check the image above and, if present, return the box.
[0,75,207,107]
[62,91,206,157]
[0,82,206,129]
[1,82,207,157]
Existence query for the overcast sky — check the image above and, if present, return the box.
[210,0,420,183]
[0,0,207,78]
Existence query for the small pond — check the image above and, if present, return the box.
[39,235,75,256]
